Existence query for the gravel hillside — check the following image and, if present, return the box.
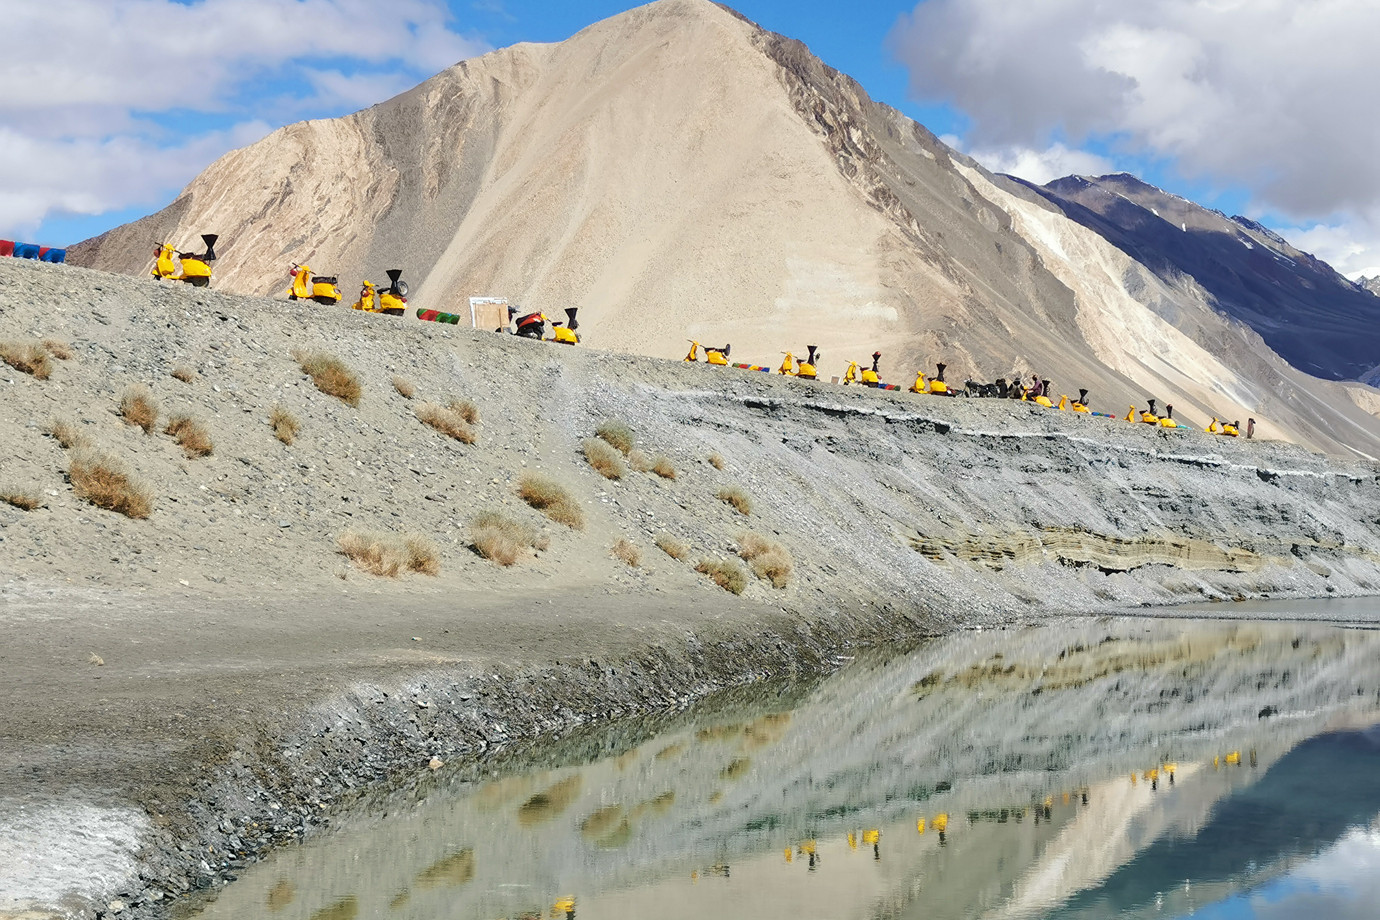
[6,257,1380,918]
[6,257,1380,613]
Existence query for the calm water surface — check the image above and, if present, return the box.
[195,616,1380,920]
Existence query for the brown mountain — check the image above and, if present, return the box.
[69,0,1380,457]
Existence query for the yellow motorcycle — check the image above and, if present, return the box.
[287,264,342,305]
[685,340,730,365]
[780,345,819,379]
[351,270,409,315]
[151,234,217,287]
[911,363,955,396]
[549,308,579,345]
[1207,418,1240,437]
[350,280,379,312]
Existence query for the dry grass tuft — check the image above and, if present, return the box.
[1,490,41,511]
[583,438,625,480]
[49,418,88,450]
[170,364,197,384]
[338,531,405,577]
[595,419,635,455]
[651,455,677,480]
[612,538,642,567]
[392,375,415,399]
[416,402,476,444]
[41,339,73,360]
[518,472,585,529]
[738,533,793,588]
[655,533,690,560]
[336,531,440,577]
[708,452,725,470]
[628,449,652,473]
[695,557,748,595]
[716,485,752,516]
[294,350,361,406]
[403,534,441,575]
[165,415,213,457]
[69,449,152,518]
[118,385,159,434]
[270,405,300,445]
[448,398,480,425]
[471,510,542,566]
[1,341,51,379]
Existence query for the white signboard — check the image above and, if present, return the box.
[469,297,509,332]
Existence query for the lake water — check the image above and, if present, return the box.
[194,617,1380,920]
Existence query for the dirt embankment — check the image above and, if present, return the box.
[4,257,1380,918]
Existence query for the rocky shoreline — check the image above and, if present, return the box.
[55,591,1380,920]
[70,596,933,920]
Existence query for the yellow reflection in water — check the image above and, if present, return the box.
[264,878,294,912]
[306,895,356,920]
[517,776,583,826]
[415,848,475,888]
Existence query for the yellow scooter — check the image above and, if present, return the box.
[151,243,178,280]
[287,264,342,305]
[685,340,731,365]
[781,345,819,380]
[350,280,379,312]
[151,234,217,286]
[911,363,955,396]
[548,308,579,345]
[378,269,408,315]
[928,363,951,395]
[351,270,409,315]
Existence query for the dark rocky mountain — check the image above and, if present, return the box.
[1020,173,1380,381]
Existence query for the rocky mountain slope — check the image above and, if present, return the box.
[5,255,1380,635]
[1023,173,1380,382]
[65,0,1380,457]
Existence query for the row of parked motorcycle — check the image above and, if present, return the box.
[152,235,409,314]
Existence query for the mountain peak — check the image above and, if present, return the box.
[64,1,1380,457]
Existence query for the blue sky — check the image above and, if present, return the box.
[5,0,1373,276]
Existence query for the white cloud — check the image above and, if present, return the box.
[1275,215,1380,281]
[0,0,488,238]
[888,0,1380,230]
[0,121,273,240]
[962,143,1117,186]
[303,70,418,111]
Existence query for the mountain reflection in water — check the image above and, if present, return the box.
[193,618,1380,920]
